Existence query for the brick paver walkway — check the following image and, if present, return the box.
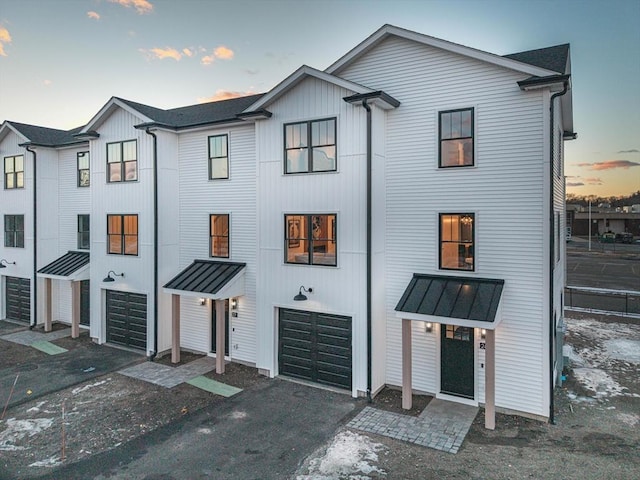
[119,356,217,388]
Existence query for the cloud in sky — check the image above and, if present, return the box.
[201,46,234,65]
[87,11,100,20]
[574,160,640,171]
[0,27,12,57]
[43,80,52,86]
[618,149,639,154]
[140,47,183,61]
[584,177,604,185]
[182,48,194,57]
[109,0,153,15]
[198,90,254,103]
[566,182,585,187]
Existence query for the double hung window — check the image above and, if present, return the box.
[77,151,90,187]
[78,214,90,250]
[210,214,230,258]
[285,214,336,266]
[440,213,474,271]
[107,140,137,182]
[107,214,138,255]
[284,118,336,174]
[208,135,229,180]
[4,215,24,248]
[439,108,474,167]
[4,155,24,189]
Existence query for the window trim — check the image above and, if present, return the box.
[283,117,337,174]
[438,107,475,168]
[4,154,25,190]
[208,134,229,180]
[4,214,25,248]
[284,213,337,267]
[77,151,90,187]
[209,213,230,258]
[106,139,138,183]
[439,212,475,272]
[106,214,138,256]
[77,214,90,250]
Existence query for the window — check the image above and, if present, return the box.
[440,213,474,271]
[284,118,336,174]
[107,214,138,255]
[4,155,24,189]
[107,140,137,182]
[78,151,90,187]
[439,108,474,167]
[4,214,24,248]
[285,214,336,266]
[208,135,229,180]
[78,214,90,250]
[210,214,229,258]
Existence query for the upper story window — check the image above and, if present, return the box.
[77,151,90,187]
[4,214,24,248]
[78,214,90,250]
[210,214,229,258]
[439,108,474,167]
[285,214,336,266]
[107,140,137,183]
[4,155,24,189]
[107,214,138,255]
[284,118,336,174]
[440,213,474,271]
[208,135,229,180]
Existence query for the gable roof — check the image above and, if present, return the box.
[0,121,85,148]
[504,44,570,75]
[326,24,563,78]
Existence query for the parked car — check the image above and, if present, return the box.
[601,232,615,243]
[615,232,634,244]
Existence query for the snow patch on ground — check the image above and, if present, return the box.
[0,418,55,451]
[297,430,386,480]
[72,379,108,395]
[572,368,627,397]
[604,339,640,363]
[29,456,62,468]
[617,412,639,427]
[26,401,47,413]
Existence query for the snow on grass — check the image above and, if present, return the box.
[572,368,627,397]
[617,412,639,427]
[29,456,62,468]
[72,379,108,395]
[297,430,386,480]
[0,418,55,451]
[604,339,640,363]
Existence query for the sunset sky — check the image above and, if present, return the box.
[0,0,638,197]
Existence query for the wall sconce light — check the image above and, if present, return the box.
[199,298,206,306]
[425,322,433,333]
[293,285,313,301]
[230,298,237,310]
[103,270,124,282]
[481,328,487,339]
[0,259,16,269]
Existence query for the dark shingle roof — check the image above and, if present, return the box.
[504,44,569,74]
[117,93,264,129]
[395,274,504,323]
[8,122,85,147]
[164,260,246,295]
[37,251,90,277]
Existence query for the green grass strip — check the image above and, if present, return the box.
[31,340,68,355]
[186,375,242,397]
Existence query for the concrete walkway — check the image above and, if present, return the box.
[1,327,72,346]
[348,398,478,453]
[118,356,217,388]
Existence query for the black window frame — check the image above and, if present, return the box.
[77,151,90,187]
[4,214,25,248]
[284,118,337,174]
[438,108,474,168]
[284,213,337,267]
[78,214,90,250]
[4,154,24,189]
[107,214,138,256]
[439,213,475,271]
[106,140,137,183]
[209,213,230,258]
[208,134,229,180]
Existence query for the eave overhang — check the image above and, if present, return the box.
[343,90,401,110]
[517,74,571,91]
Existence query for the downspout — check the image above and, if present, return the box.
[145,128,159,360]
[548,81,569,424]
[362,99,373,403]
[25,145,37,329]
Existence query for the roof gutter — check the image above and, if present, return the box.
[24,145,37,329]
[144,127,159,361]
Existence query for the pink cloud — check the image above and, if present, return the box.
[198,90,255,103]
[140,47,183,61]
[87,11,101,20]
[566,182,585,187]
[574,160,640,171]
[584,177,603,185]
[182,48,194,57]
[109,0,153,15]
[0,27,12,57]
[201,45,235,65]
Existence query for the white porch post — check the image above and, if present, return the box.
[402,318,412,410]
[171,294,180,364]
[485,328,496,430]
[215,299,225,374]
[44,278,52,332]
[71,281,80,338]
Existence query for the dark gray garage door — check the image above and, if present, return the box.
[279,309,352,389]
[106,290,147,350]
[5,276,30,323]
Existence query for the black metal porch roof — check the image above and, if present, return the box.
[37,251,90,277]
[163,260,246,295]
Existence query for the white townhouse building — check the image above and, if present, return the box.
[0,25,574,425]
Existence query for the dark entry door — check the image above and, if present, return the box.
[441,324,474,398]
[211,299,229,356]
[106,291,147,350]
[80,280,90,326]
[5,277,30,323]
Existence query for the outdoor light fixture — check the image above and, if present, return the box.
[0,259,16,269]
[230,298,237,310]
[103,271,124,282]
[481,328,487,339]
[461,215,473,225]
[293,285,313,301]
[199,298,206,306]
[425,322,433,333]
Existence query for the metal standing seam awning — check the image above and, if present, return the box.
[36,251,90,337]
[162,259,246,370]
[394,273,504,431]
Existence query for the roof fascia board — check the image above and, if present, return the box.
[394,308,503,329]
[326,24,558,78]
[19,140,89,149]
[243,65,373,112]
[80,97,154,133]
[0,122,30,143]
[134,118,249,133]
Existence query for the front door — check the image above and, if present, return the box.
[80,280,90,326]
[211,299,229,356]
[441,324,474,398]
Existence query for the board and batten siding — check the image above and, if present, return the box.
[255,76,369,396]
[176,124,257,364]
[337,36,551,416]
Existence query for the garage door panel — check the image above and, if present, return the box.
[106,291,147,350]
